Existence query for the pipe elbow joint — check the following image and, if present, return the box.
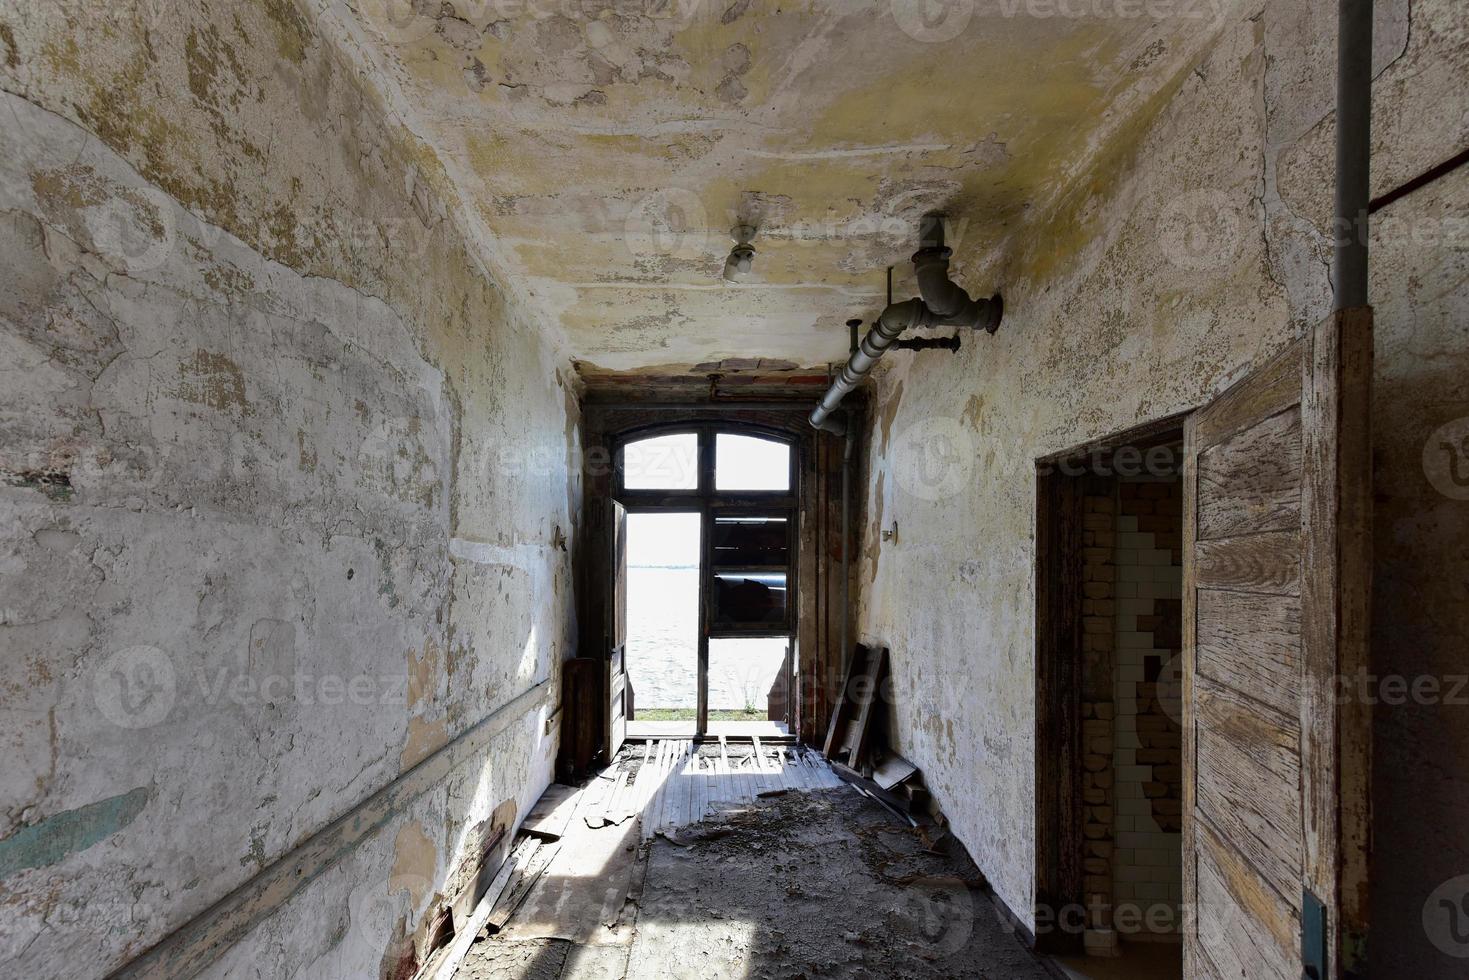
[810,409,847,436]
[912,245,968,319]
[928,292,1003,334]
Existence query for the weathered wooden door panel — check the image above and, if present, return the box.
[1183,310,1372,980]
[1196,821,1298,980]
[1195,589,1302,718]
[1184,336,1306,979]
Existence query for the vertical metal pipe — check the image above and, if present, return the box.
[835,310,859,704]
[1333,0,1372,310]
[839,426,853,687]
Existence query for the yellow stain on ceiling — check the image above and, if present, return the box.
[344,1,1226,372]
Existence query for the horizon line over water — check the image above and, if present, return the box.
[626,565,787,712]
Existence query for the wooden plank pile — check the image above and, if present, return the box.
[822,644,933,822]
[425,785,578,980]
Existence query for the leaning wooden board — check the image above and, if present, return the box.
[822,644,889,771]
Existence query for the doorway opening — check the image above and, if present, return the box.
[624,512,701,737]
[1035,420,1186,980]
[616,425,797,741]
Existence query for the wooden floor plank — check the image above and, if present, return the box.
[807,749,839,787]
[734,748,750,802]
[632,740,657,818]
[657,741,673,830]
[698,752,711,822]
[668,741,690,830]
[646,739,672,840]
[637,740,657,838]
[785,747,810,790]
[681,744,696,827]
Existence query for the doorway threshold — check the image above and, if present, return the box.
[625,719,794,743]
[626,720,695,739]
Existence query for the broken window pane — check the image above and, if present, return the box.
[711,571,788,628]
[710,515,789,568]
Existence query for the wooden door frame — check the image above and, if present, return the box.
[576,400,858,758]
[1032,413,1188,955]
[612,422,799,738]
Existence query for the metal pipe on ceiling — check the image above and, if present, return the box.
[589,402,818,412]
[809,299,926,435]
[809,215,1002,435]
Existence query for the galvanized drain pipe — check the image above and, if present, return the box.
[811,299,924,435]
[838,420,854,683]
[1333,0,1372,309]
[809,216,1001,435]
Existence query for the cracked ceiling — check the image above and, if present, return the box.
[329,0,1228,379]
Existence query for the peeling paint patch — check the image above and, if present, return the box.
[240,822,270,870]
[5,468,73,502]
[407,640,440,709]
[400,715,448,770]
[176,348,251,414]
[0,22,18,68]
[391,822,436,908]
[0,787,150,877]
[253,0,310,64]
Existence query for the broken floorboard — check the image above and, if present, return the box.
[520,783,581,842]
[629,738,843,840]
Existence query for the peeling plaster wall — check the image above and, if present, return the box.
[0,2,578,978]
[853,0,1468,969]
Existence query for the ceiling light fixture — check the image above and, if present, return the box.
[722,223,757,283]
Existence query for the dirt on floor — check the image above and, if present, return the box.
[457,786,1054,979]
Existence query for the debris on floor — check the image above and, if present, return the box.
[453,757,1052,980]
[822,643,938,827]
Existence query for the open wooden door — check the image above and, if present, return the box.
[607,499,628,759]
[1182,310,1372,979]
